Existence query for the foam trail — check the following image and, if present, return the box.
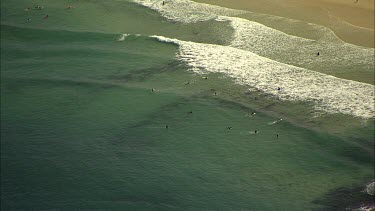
[151,35,375,119]
[132,0,374,72]
[131,0,245,23]
[224,16,373,70]
[117,34,129,41]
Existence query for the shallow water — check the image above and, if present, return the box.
[1,0,374,210]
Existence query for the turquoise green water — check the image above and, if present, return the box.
[1,0,374,210]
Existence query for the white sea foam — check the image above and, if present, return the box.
[131,0,374,72]
[117,34,130,41]
[224,16,373,70]
[129,0,374,118]
[151,35,375,119]
[131,0,245,23]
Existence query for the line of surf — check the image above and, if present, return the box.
[130,0,373,72]
[150,35,374,119]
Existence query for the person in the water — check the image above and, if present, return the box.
[151,88,155,92]
[227,127,232,130]
[162,1,165,5]
[202,76,208,80]
[317,52,320,56]
[165,125,168,129]
[44,14,49,19]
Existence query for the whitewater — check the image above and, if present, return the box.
[130,0,374,119]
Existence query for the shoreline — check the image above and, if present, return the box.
[193,0,374,48]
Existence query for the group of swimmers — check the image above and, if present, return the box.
[24,5,75,21]
[154,76,281,139]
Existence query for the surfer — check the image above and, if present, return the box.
[27,18,31,22]
[227,126,233,130]
[166,125,169,129]
[202,76,208,80]
[277,87,281,91]
[151,88,155,92]
[317,52,320,56]
[185,81,190,85]
[67,5,74,9]
[254,130,258,134]
[277,134,279,138]
[251,112,256,116]
[214,92,217,96]
[188,111,193,114]
[35,6,43,10]
[162,1,165,5]
[43,14,49,19]
[24,7,31,11]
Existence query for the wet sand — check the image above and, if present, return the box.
[194,0,374,47]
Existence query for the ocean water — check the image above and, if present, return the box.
[1,0,374,210]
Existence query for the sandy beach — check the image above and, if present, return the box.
[194,0,374,47]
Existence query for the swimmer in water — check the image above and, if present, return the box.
[277,134,279,138]
[67,5,74,9]
[227,127,232,130]
[202,76,208,80]
[162,1,165,5]
[277,87,281,91]
[214,92,217,96]
[151,88,155,92]
[251,112,256,116]
[165,125,168,129]
[188,111,193,114]
[254,130,258,134]
[317,52,320,56]
[44,14,49,19]
[184,81,190,85]
[24,7,31,11]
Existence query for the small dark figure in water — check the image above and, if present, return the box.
[188,111,193,114]
[277,134,279,138]
[151,88,155,92]
[317,52,320,56]
[162,1,165,5]
[255,130,258,134]
[27,18,31,21]
[44,14,49,19]
[166,125,169,129]
[277,87,281,91]
[35,6,43,10]
[227,127,232,130]
[202,76,208,80]
[185,81,190,85]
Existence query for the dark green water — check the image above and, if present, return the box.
[1,0,374,210]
